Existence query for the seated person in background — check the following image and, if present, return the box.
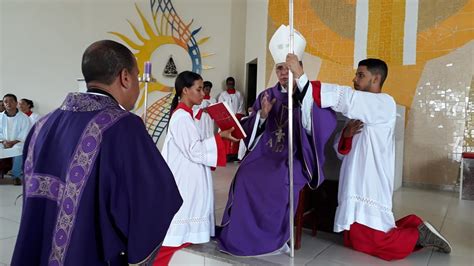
[19,98,40,125]
[0,94,31,185]
[0,99,5,113]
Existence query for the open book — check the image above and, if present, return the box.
[206,102,247,139]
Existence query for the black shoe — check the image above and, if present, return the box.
[226,154,238,162]
[417,221,452,253]
[13,178,22,186]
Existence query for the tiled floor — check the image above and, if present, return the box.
[1,163,473,265]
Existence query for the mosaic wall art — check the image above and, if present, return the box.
[111,0,213,141]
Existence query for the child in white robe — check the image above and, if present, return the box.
[193,81,216,139]
[217,77,244,161]
[155,71,237,266]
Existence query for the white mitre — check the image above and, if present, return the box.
[268,24,307,64]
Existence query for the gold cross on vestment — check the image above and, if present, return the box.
[275,128,285,143]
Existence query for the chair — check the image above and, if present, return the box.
[294,185,317,250]
[294,180,339,249]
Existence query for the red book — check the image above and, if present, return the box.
[206,102,247,139]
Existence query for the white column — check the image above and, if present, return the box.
[353,0,369,68]
[403,0,419,65]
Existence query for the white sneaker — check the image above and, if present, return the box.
[418,221,452,253]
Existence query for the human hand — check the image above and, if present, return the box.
[3,141,13,149]
[260,92,276,119]
[343,120,363,138]
[286,53,304,78]
[219,127,239,142]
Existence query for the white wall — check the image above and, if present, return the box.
[0,0,3,95]
[229,0,247,101]
[0,0,246,115]
[1,0,89,113]
[243,0,268,97]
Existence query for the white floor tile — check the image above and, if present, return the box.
[308,244,388,265]
[213,164,236,185]
[439,218,474,257]
[215,208,225,225]
[0,204,22,223]
[257,232,333,265]
[308,243,433,266]
[204,257,233,266]
[445,198,474,226]
[0,237,16,265]
[428,252,474,266]
[0,187,22,207]
[214,189,230,210]
[0,218,19,240]
[212,176,233,191]
[169,249,205,265]
[392,188,452,218]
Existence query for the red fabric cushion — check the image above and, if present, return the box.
[462,152,474,159]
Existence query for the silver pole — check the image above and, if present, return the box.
[288,0,295,259]
[142,61,152,126]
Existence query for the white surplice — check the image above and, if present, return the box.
[217,90,244,115]
[193,97,216,139]
[0,111,31,158]
[298,73,397,233]
[161,108,218,246]
[28,112,41,125]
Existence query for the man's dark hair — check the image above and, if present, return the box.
[3,94,17,102]
[169,71,203,121]
[358,58,388,88]
[226,77,235,84]
[81,40,136,85]
[203,81,213,88]
[21,98,34,108]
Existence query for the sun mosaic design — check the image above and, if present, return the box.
[110,0,214,143]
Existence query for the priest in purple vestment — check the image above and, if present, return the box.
[216,25,337,256]
[11,40,182,266]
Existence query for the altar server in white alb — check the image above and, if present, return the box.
[286,55,452,261]
[217,77,244,159]
[156,71,237,265]
[193,80,217,139]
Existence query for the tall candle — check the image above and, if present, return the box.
[144,61,152,76]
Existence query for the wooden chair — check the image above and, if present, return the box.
[294,185,317,250]
[294,180,339,250]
